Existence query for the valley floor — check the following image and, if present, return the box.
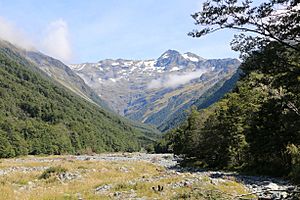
[0,153,297,200]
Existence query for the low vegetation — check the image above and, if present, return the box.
[0,155,253,200]
[39,166,67,179]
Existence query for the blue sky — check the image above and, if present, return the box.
[0,0,241,63]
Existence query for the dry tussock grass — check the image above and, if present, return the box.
[0,156,253,200]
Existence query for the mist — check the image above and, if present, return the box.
[148,69,206,89]
[0,16,72,63]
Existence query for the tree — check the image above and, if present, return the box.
[181,107,202,156]
[240,42,300,175]
[0,130,15,158]
[189,0,300,58]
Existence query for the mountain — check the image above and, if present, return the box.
[0,40,158,158]
[70,50,240,131]
[16,46,109,110]
[158,70,241,132]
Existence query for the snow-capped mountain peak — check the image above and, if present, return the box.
[155,50,185,68]
[68,50,240,119]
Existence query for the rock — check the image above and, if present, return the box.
[287,185,296,191]
[119,166,129,173]
[265,182,280,190]
[113,191,121,197]
[27,181,34,185]
[58,172,81,182]
[95,184,112,193]
[280,192,288,199]
[183,181,192,188]
[210,179,219,185]
[129,189,137,198]
[76,193,83,200]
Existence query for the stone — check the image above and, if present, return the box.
[95,184,112,193]
[265,182,279,190]
[58,172,81,182]
[119,166,129,173]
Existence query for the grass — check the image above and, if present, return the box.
[0,155,255,200]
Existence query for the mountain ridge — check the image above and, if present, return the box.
[0,41,149,157]
[0,41,160,157]
[69,50,240,131]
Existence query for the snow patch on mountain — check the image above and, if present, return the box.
[182,53,199,62]
[69,63,86,71]
[111,62,119,66]
[170,66,180,72]
[108,78,115,82]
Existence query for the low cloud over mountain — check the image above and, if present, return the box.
[0,16,72,63]
[148,69,207,89]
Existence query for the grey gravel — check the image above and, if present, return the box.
[0,166,49,175]
[2,153,298,199]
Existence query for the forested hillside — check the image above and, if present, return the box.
[156,0,300,183]
[0,43,150,158]
[24,50,110,110]
[158,70,240,132]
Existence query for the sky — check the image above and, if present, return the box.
[0,0,242,63]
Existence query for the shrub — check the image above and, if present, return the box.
[286,144,300,184]
[39,166,67,179]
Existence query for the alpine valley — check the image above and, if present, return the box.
[70,50,240,131]
[0,38,240,158]
[0,40,160,157]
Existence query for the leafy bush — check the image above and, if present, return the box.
[286,144,300,184]
[39,166,67,179]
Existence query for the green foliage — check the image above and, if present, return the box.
[39,166,67,179]
[162,0,300,182]
[189,0,300,56]
[163,42,300,178]
[0,130,15,158]
[286,144,300,184]
[0,43,147,158]
[155,129,178,153]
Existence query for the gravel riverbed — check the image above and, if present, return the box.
[1,153,299,199]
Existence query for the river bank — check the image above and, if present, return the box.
[0,153,298,199]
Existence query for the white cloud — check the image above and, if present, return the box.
[148,79,162,89]
[41,19,72,63]
[0,16,35,50]
[0,16,73,63]
[148,70,207,89]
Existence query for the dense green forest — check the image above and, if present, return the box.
[0,43,152,158]
[156,0,300,183]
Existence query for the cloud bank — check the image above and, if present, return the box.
[0,16,34,50]
[41,19,72,63]
[0,16,72,63]
[148,70,206,89]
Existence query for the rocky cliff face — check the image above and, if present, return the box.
[69,50,240,130]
